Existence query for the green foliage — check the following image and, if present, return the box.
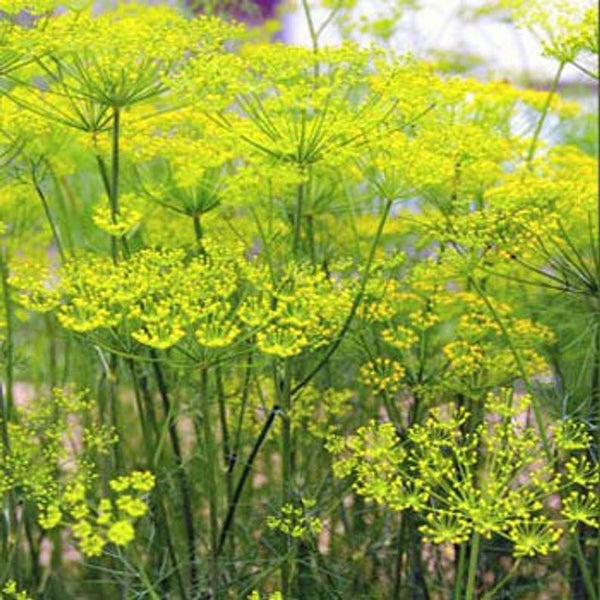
[0,1,597,598]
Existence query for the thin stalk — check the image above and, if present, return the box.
[24,510,40,588]
[292,197,393,395]
[468,276,552,460]
[44,314,58,388]
[150,351,198,594]
[0,254,14,422]
[95,155,117,264]
[293,182,305,257]
[232,348,253,471]
[108,353,123,470]
[316,0,344,38]
[279,358,294,599]
[300,0,321,77]
[0,505,25,585]
[454,542,467,599]
[382,391,402,427]
[110,106,130,260]
[481,559,520,600]
[216,405,279,556]
[0,253,17,570]
[526,61,565,166]
[305,210,317,268]
[215,366,233,552]
[301,0,319,54]
[127,359,153,464]
[48,167,75,253]
[572,532,598,600]
[131,360,187,600]
[132,547,162,600]
[111,107,120,217]
[199,365,220,593]
[192,214,205,255]
[137,362,160,442]
[392,515,407,600]
[570,60,598,79]
[32,177,66,263]
[465,533,480,600]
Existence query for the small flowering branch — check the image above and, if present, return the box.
[467,276,552,460]
[292,196,394,396]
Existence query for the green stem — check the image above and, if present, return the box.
[293,181,305,257]
[48,166,75,253]
[200,365,220,591]
[192,213,205,255]
[593,312,600,598]
[108,353,122,470]
[0,256,17,570]
[215,364,234,567]
[306,213,317,268]
[132,360,187,600]
[110,106,121,219]
[526,61,565,166]
[468,276,552,460]
[454,542,467,599]
[301,0,319,54]
[280,358,294,600]
[481,559,520,600]
[150,351,198,594]
[32,176,66,263]
[465,533,480,600]
[215,368,232,491]
[24,510,40,588]
[392,515,407,600]
[572,531,598,600]
[0,253,14,424]
[292,197,393,395]
[217,405,279,556]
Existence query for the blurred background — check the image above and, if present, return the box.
[179,0,597,151]
[187,0,597,82]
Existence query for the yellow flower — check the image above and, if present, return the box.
[130,471,156,493]
[38,502,62,530]
[117,495,148,518]
[107,520,135,546]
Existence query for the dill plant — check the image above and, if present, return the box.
[0,0,597,598]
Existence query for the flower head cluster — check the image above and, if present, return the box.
[1,580,33,600]
[267,498,323,540]
[0,387,153,557]
[330,390,596,558]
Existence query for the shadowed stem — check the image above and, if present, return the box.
[199,365,220,595]
[150,350,199,595]
[572,532,598,600]
[0,253,18,565]
[279,358,294,599]
[465,533,480,600]
[481,559,521,600]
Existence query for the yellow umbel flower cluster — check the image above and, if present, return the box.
[330,390,599,558]
[0,388,154,558]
